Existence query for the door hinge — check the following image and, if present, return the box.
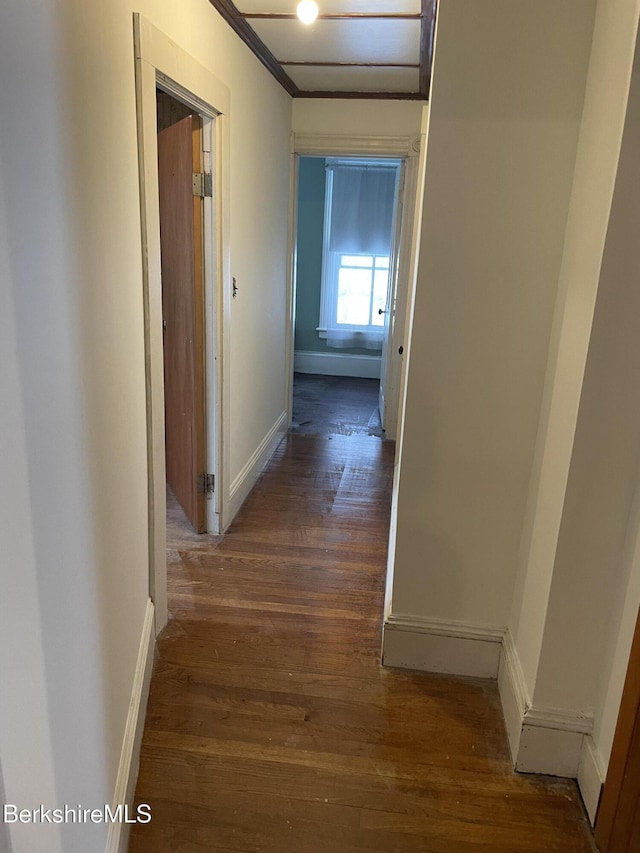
[197,473,215,494]
[192,172,213,198]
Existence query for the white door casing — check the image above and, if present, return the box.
[133,14,232,634]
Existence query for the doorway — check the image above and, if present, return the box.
[157,95,207,533]
[288,137,421,444]
[292,154,402,439]
[133,13,231,634]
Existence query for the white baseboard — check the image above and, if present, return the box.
[105,598,155,853]
[498,628,530,762]
[383,621,600,785]
[382,614,504,678]
[516,721,585,778]
[498,629,594,779]
[578,735,605,825]
[226,411,288,528]
[294,350,381,379]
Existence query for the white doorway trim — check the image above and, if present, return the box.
[289,133,421,441]
[133,14,232,634]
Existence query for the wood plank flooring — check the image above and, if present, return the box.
[129,434,595,853]
[291,374,383,437]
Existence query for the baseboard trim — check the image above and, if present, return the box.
[105,598,155,853]
[227,411,288,527]
[578,735,605,825]
[382,614,504,679]
[294,350,381,379]
[498,629,594,778]
[515,720,586,778]
[499,628,531,761]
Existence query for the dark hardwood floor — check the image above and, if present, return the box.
[129,434,594,853]
[291,373,383,437]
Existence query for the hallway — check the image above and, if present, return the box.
[129,434,594,853]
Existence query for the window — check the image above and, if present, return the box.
[318,159,401,350]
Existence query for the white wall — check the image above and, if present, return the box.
[292,98,424,138]
[386,0,596,630]
[493,3,640,808]
[531,45,640,714]
[509,0,640,706]
[508,5,640,786]
[1,150,63,853]
[0,0,291,850]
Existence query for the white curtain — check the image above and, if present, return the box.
[325,327,385,349]
[327,163,398,256]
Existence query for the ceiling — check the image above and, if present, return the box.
[208,0,437,99]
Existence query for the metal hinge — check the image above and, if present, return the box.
[197,473,215,494]
[192,172,213,197]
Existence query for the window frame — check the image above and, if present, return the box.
[316,157,401,342]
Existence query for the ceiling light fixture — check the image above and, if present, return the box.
[296,0,319,25]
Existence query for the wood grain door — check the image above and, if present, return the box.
[158,114,206,533]
[595,606,640,852]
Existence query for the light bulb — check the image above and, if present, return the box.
[296,0,319,24]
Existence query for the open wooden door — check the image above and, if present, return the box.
[595,606,640,852]
[158,114,206,533]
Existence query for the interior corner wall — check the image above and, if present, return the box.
[507,0,640,708]
[563,29,640,777]
[388,0,596,633]
[0,1,291,851]
[530,42,640,716]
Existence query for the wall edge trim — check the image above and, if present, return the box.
[523,706,594,734]
[499,629,594,779]
[382,614,504,678]
[578,734,606,825]
[293,132,415,156]
[385,612,505,642]
[104,598,155,853]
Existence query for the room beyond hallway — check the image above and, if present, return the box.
[291,372,383,437]
[129,434,593,853]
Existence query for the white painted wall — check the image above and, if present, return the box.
[225,51,291,482]
[387,0,596,628]
[0,0,291,850]
[507,7,640,784]
[509,0,640,707]
[1,151,63,853]
[292,98,424,138]
[492,4,640,806]
[531,46,640,715]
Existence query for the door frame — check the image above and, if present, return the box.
[288,132,422,441]
[133,14,232,634]
[595,605,640,850]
